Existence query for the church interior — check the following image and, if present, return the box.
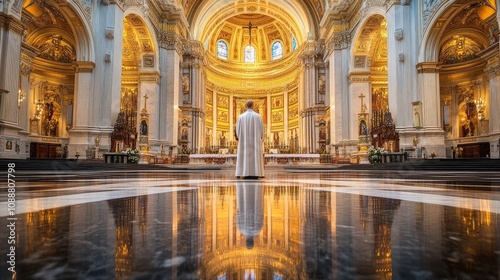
[1,0,500,279]
[0,0,499,161]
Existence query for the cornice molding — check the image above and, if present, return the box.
[416,62,441,74]
[157,30,184,55]
[183,40,205,60]
[485,56,500,78]
[0,13,24,35]
[73,61,95,73]
[139,71,161,83]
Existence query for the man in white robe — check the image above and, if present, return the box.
[235,100,264,179]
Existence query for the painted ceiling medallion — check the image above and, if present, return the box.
[439,35,482,64]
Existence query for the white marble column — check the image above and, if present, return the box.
[386,2,414,129]
[212,90,217,146]
[267,94,271,144]
[298,41,321,153]
[347,74,371,141]
[415,62,446,156]
[0,15,23,158]
[68,62,95,158]
[486,57,500,159]
[68,2,124,158]
[229,95,234,142]
[92,2,124,152]
[157,37,182,149]
[139,72,160,150]
[181,41,205,153]
[416,63,441,128]
[486,57,500,135]
[327,46,350,147]
[283,91,289,146]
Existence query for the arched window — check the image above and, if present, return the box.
[292,36,297,51]
[271,41,283,60]
[244,45,255,63]
[217,40,228,60]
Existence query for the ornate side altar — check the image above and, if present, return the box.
[370,110,399,153]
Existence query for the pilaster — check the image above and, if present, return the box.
[408,62,446,157]
[181,40,205,152]
[0,14,24,158]
[326,45,350,147]
[139,72,160,152]
[348,73,371,141]
[386,2,414,129]
[90,2,124,154]
[158,46,181,148]
[485,56,500,135]
[416,62,442,129]
[68,61,95,159]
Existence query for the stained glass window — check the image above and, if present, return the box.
[244,45,255,63]
[292,36,297,51]
[272,41,283,60]
[217,40,228,60]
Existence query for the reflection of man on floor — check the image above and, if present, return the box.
[236,181,264,250]
[235,100,265,179]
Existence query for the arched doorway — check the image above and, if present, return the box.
[189,0,314,155]
[351,14,393,150]
[428,1,497,158]
[21,0,83,158]
[111,13,157,152]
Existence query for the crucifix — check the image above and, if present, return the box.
[144,94,148,109]
[243,22,258,46]
[359,93,367,113]
[142,93,149,113]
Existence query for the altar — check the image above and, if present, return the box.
[188,153,322,165]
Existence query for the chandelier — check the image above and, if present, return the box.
[17,88,25,108]
[474,98,486,120]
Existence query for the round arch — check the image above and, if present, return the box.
[123,7,160,72]
[190,0,313,46]
[349,8,387,70]
[18,0,95,62]
[418,0,489,63]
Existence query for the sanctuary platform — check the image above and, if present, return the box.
[189,153,323,165]
[1,159,500,279]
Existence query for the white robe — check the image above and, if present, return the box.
[235,109,264,177]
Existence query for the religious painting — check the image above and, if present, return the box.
[206,105,213,121]
[142,40,153,52]
[218,95,228,108]
[218,110,228,122]
[272,96,283,108]
[272,111,283,122]
[233,97,266,124]
[6,141,12,150]
[289,91,298,104]
[206,91,213,104]
[289,106,298,119]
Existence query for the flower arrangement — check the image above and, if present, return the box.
[123,148,139,164]
[430,151,437,159]
[368,146,384,163]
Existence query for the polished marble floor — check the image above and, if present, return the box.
[1,167,500,280]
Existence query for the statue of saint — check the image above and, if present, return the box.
[141,120,148,135]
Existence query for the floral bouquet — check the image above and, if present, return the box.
[368,146,384,163]
[124,148,140,164]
